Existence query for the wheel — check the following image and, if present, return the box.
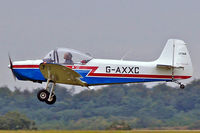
[180,84,185,89]
[45,94,56,105]
[37,90,49,102]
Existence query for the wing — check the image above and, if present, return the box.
[39,63,87,86]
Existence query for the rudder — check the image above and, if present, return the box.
[156,39,193,78]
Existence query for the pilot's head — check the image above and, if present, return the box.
[64,52,72,60]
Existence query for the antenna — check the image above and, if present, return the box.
[172,40,175,81]
[120,50,132,60]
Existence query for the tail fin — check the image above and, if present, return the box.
[156,39,193,77]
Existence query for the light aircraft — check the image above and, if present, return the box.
[8,39,193,104]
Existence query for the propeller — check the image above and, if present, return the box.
[8,54,16,81]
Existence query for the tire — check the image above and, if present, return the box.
[37,90,49,102]
[180,84,185,89]
[45,94,56,105]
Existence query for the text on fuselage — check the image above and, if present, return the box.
[106,66,139,74]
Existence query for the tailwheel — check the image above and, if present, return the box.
[173,80,185,89]
[45,94,56,105]
[180,84,185,89]
[37,89,49,102]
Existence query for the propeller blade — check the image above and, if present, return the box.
[8,54,16,81]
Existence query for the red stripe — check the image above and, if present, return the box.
[88,73,191,79]
[12,65,191,79]
[13,65,39,68]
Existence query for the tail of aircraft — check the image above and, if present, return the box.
[156,39,193,78]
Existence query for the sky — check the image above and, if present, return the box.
[0,0,200,91]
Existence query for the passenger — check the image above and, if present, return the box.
[63,52,74,65]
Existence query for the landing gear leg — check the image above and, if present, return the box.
[45,82,56,105]
[87,86,91,90]
[45,79,50,91]
[37,79,57,104]
[173,80,185,89]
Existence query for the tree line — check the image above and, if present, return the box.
[0,80,200,129]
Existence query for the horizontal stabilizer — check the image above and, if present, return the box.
[157,64,184,70]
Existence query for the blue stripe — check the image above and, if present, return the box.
[13,69,171,85]
[13,69,46,81]
[75,70,171,85]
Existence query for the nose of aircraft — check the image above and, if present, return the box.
[8,55,16,81]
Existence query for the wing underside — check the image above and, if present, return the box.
[39,63,87,86]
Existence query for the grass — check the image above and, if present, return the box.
[1,130,200,133]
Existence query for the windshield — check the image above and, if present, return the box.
[43,48,93,65]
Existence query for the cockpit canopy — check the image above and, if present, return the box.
[43,48,93,65]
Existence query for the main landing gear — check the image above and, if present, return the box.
[37,79,57,105]
[173,80,185,89]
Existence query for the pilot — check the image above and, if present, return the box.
[63,52,74,65]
